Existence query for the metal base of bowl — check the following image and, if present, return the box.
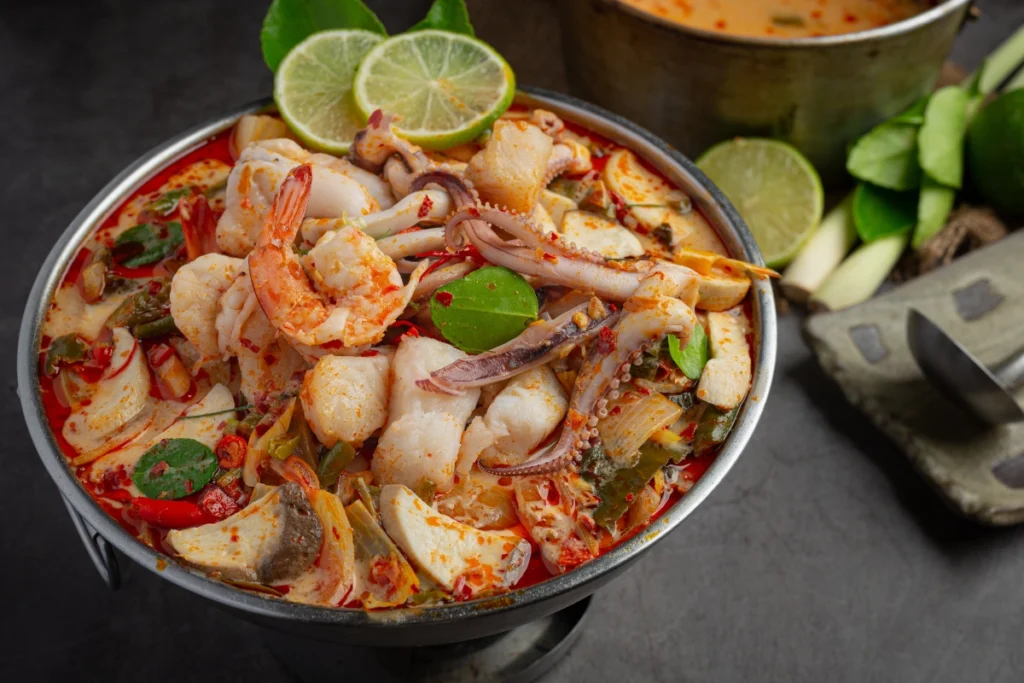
[262,596,593,682]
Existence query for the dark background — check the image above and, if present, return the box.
[4,1,1024,681]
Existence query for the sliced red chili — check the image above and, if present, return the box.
[215,434,247,469]
[131,497,214,529]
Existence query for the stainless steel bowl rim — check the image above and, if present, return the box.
[610,0,973,48]
[18,87,776,628]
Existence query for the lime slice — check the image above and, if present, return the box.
[274,29,384,154]
[353,30,515,149]
[697,139,824,268]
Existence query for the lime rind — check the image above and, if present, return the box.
[353,30,515,149]
[274,29,384,154]
[697,139,824,268]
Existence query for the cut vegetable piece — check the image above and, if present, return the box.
[919,86,970,189]
[811,231,910,311]
[436,472,519,530]
[514,475,595,574]
[604,148,726,255]
[592,443,676,530]
[914,180,956,249]
[284,489,356,605]
[539,188,578,229]
[346,499,420,608]
[167,482,323,583]
[88,384,235,476]
[695,269,751,312]
[693,405,739,456]
[696,310,751,411]
[598,391,682,467]
[244,397,296,487]
[560,210,644,259]
[62,328,151,458]
[380,484,531,596]
[780,193,857,305]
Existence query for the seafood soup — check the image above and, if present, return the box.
[621,0,937,38]
[39,101,771,608]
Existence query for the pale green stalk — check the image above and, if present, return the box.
[972,25,1024,95]
[780,193,856,304]
[810,231,910,312]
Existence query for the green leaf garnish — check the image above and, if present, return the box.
[114,222,184,267]
[918,86,970,189]
[846,121,922,191]
[891,96,929,125]
[105,281,170,328]
[132,438,219,500]
[147,187,194,217]
[260,0,387,71]
[852,183,917,243]
[430,266,539,353]
[44,334,88,377]
[667,323,708,381]
[409,0,474,36]
[591,443,676,531]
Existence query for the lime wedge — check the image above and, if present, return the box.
[353,30,515,149]
[697,139,824,268]
[274,29,384,154]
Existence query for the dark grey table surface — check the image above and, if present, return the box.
[4,1,1024,681]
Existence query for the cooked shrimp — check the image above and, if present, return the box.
[216,139,381,257]
[169,254,246,363]
[248,165,428,350]
[457,366,568,474]
[215,265,307,404]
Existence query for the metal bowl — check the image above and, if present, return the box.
[18,87,776,647]
[560,0,973,186]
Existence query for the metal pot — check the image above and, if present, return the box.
[559,0,973,186]
[17,87,776,647]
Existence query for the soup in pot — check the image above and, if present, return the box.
[621,0,936,38]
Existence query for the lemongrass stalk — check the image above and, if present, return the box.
[780,193,857,305]
[971,25,1024,95]
[1005,67,1024,93]
[809,231,910,312]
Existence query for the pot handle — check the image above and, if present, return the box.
[61,494,121,590]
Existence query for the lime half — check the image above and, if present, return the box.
[274,29,384,154]
[697,139,824,268]
[353,30,515,149]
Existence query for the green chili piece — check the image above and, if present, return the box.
[693,405,740,457]
[132,315,179,339]
[317,442,356,488]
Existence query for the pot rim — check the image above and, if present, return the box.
[18,86,776,629]
[608,0,973,49]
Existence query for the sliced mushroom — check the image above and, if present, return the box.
[167,482,323,584]
[561,210,644,259]
[379,484,531,596]
[602,149,726,255]
[465,120,553,214]
[90,383,234,481]
[538,188,578,228]
[696,309,752,411]
[696,269,752,312]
